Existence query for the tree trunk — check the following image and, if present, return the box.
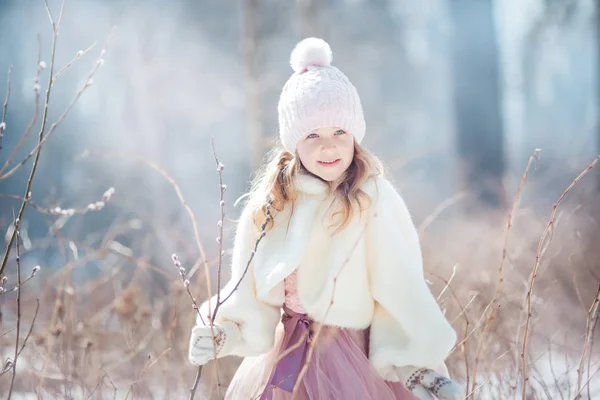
[449,0,506,207]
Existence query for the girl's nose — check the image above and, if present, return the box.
[321,137,336,150]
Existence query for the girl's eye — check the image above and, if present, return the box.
[307,133,318,139]
[335,129,346,135]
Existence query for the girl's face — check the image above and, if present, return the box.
[296,126,355,185]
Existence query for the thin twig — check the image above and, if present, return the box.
[1,66,9,123]
[0,270,40,296]
[547,343,565,400]
[428,271,471,398]
[575,284,600,399]
[7,219,23,400]
[0,65,11,152]
[101,367,118,400]
[572,363,600,399]
[521,154,600,399]
[0,186,114,216]
[2,328,16,337]
[586,297,598,400]
[54,42,97,81]
[123,348,171,400]
[188,367,203,400]
[211,138,226,320]
[86,371,106,399]
[1,298,41,379]
[464,350,510,399]
[0,36,42,177]
[435,263,457,302]
[17,298,40,359]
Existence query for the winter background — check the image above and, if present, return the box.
[0,0,599,398]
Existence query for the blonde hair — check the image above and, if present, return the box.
[240,141,383,234]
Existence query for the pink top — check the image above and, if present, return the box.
[284,270,306,314]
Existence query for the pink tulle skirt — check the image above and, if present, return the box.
[224,305,418,400]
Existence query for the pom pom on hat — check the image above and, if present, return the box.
[289,37,332,73]
[279,37,366,152]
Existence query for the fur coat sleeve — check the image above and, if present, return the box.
[367,178,457,380]
[197,204,281,357]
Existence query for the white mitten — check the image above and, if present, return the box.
[402,367,463,400]
[188,321,240,366]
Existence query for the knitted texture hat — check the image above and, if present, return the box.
[278,38,366,152]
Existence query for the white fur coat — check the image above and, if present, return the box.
[199,173,457,380]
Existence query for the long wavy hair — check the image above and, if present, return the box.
[239,141,384,234]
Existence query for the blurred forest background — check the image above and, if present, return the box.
[0,0,599,398]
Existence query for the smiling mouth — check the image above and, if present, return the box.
[318,159,341,166]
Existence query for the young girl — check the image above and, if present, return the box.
[188,38,462,400]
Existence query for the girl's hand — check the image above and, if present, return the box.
[188,322,238,366]
[403,368,463,400]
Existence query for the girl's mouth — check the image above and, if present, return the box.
[318,159,341,166]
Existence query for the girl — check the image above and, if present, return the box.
[188,38,462,400]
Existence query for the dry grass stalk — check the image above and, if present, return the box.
[123,348,171,400]
[427,270,472,398]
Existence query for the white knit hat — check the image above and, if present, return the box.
[277,38,366,152]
